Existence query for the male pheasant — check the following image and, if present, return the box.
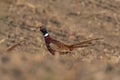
[39,25,102,55]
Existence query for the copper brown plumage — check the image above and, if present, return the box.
[39,25,103,55]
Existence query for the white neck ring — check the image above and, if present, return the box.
[44,33,49,37]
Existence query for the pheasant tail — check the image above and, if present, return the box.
[69,38,103,49]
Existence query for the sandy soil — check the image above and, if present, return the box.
[0,0,120,80]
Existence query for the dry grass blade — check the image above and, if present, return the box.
[0,39,6,44]
[6,40,24,52]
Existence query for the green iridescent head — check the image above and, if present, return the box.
[40,25,49,37]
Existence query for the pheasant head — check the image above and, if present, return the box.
[40,25,49,37]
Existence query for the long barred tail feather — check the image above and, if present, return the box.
[70,38,103,49]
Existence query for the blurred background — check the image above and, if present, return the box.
[0,0,120,80]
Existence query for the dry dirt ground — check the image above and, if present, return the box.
[0,0,120,80]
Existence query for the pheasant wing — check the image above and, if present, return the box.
[49,39,70,53]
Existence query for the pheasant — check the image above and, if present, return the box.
[39,25,103,55]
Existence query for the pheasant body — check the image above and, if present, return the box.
[44,34,72,55]
[39,25,102,55]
